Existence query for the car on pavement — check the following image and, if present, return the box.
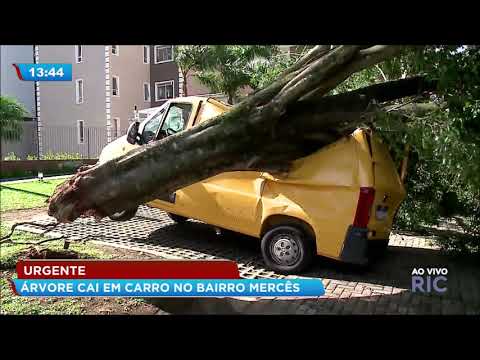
[98,96,406,274]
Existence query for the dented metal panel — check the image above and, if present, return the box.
[99,96,406,264]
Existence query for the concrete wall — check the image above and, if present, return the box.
[0,45,36,116]
[109,45,150,132]
[1,121,38,159]
[184,71,211,96]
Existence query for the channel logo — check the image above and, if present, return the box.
[411,267,448,294]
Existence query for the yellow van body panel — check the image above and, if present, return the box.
[99,96,406,264]
[367,134,407,240]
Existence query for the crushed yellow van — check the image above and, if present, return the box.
[98,96,406,274]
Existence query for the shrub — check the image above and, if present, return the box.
[41,152,83,160]
[3,152,20,161]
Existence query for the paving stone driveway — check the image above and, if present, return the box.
[19,206,480,315]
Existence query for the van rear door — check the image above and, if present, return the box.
[367,133,406,239]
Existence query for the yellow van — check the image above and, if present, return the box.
[98,96,406,274]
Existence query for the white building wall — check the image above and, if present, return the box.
[37,45,107,157]
[109,45,151,138]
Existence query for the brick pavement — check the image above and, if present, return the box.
[12,206,480,315]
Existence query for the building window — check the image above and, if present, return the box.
[111,45,119,55]
[112,118,120,138]
[155,80,175,101]
[75,79,84,104]
[77,120,85,144]
[75,45,83,63]
[143,45,150,64]
[143,82,150,102]
[154,45,174,64]
[112,76,119,96]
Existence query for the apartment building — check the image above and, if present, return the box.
[149,45,228,105]
[36,45,150,157]
[20,45,293,158]
[35,45,227,158]
[0,45,38,159]
[149,45,180,107]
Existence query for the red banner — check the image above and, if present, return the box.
[16,260,240,279]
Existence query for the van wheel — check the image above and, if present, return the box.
[167,212,188,224]
[261,225,315,274]
[109,207,138,221]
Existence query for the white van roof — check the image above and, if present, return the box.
[139,106,163,115]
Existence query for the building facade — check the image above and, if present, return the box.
[149,45,180,107]
[149,45,229,106]
[36,45,222,158]
[37,45,151,157]
[6,45,292,159]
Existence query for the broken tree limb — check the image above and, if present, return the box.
[48,45,435,223]
[0,221,60,242]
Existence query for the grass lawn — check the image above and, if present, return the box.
[0,178,161,315]
[0,226,158,315]
[0,178,66,212]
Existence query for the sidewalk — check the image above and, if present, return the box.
[15,206,480,314]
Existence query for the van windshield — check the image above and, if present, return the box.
[140,105,168,144]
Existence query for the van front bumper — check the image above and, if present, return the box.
[339,225,369,265]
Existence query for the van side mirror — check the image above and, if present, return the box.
[127,121,140,145]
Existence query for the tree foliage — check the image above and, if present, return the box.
[191,45,279,104]
[0,96,27,141]
[355,46,480,252]
[47,44,480,253]
[174,46,209,97]
[49,45,414,223]
[248,53,296,90]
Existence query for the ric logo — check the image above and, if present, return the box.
[411,267,448,293]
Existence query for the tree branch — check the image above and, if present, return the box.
[47,45,431,223]
[300,45,410,100]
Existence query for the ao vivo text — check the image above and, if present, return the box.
[411,267,448,293]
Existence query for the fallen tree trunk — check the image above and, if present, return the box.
[48,45,436,223]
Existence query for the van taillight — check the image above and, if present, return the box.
[353,187,375,228]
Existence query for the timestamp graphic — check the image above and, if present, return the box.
[13,63,72,81]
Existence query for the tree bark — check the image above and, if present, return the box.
[48,45,434,223]
[182,70,189,97]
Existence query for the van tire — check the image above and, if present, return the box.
[261,225,315,274]
[167,212,188,224]
[109,207,138,221]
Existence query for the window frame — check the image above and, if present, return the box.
[75,79,84,104]
[77,120,85,144]
[75,45,83,63]
[143,45,150,64]
[154,45,174,64]
[112,117,120,138]
[143,82,151,102]
[152,102,192,141]
[140,108,166,144]
[154,80,175,102]
[111,75,120,97]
